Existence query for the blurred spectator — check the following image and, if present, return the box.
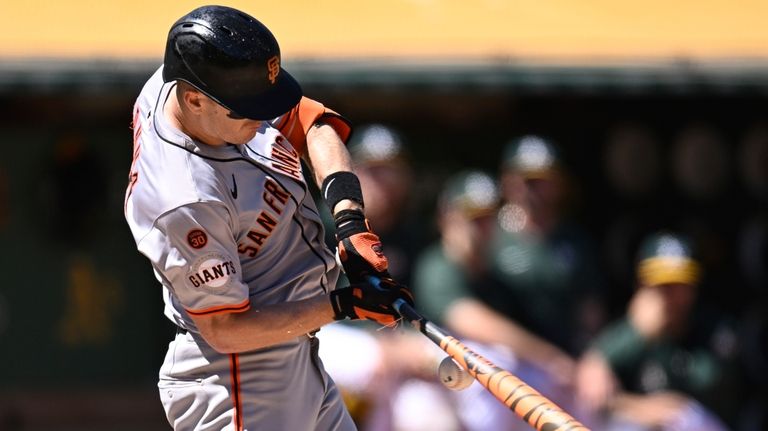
[346,124,426,284]
[320,168,493,431]
[493,135,606,354]
[576,232,744,430]
[414,171,596,430]
[317,124,433,430]
[319,124,428,286]
[318,322,447,431]
[412,169,569,431]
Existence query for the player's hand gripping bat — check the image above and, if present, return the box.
[389,292,590,431]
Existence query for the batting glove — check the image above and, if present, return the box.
[334,209,390,283]
[329,278,414,326]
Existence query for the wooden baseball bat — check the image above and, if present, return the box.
[393,298,589,431]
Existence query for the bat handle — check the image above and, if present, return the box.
[392,298,409,313]
[393,298,423,324]
[364,276,424,325]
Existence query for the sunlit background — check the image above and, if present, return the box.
[0,1,766,430]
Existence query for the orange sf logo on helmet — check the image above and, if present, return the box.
[267,56,280,84]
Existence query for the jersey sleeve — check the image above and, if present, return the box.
[138,202,250,317]
[271,96,352,156]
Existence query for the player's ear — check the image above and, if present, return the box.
[178,82,205,114]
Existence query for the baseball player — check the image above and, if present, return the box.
[124,6,412,431]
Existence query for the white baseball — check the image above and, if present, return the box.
[438,357,473,391]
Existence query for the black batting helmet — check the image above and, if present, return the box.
[162,5,302,120]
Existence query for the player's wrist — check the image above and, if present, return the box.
[321,171,364,214]
[334,208,369,239]
[329,281,409,325]
[333,199,363,215]
[329,288,352,321]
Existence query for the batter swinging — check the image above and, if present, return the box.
[124,6,413,430]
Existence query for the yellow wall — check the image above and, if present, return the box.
[2,0,767,60]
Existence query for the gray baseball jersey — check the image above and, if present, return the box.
[125,67,355,431]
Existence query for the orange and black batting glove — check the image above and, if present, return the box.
[321,171,389,283]
[334,208,390,284]
[330,278,414,326]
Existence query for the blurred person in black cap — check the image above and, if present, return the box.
[316,126,430,430]
[318,169,498,431]
[343,124,427,285]
[575,232,744,430]
[412,169,571,431]
[493,135,606,358]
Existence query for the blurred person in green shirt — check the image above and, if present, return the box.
[320,124,427,286]
[413,169,573,431]
[576,232,744,430]
[492,135,606,356]
[317,125,432,431]
[344,124,426,285]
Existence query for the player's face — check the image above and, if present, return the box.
[198,97,263,146]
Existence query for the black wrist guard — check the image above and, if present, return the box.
[334,209,368,240]
[321,171,364,211]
